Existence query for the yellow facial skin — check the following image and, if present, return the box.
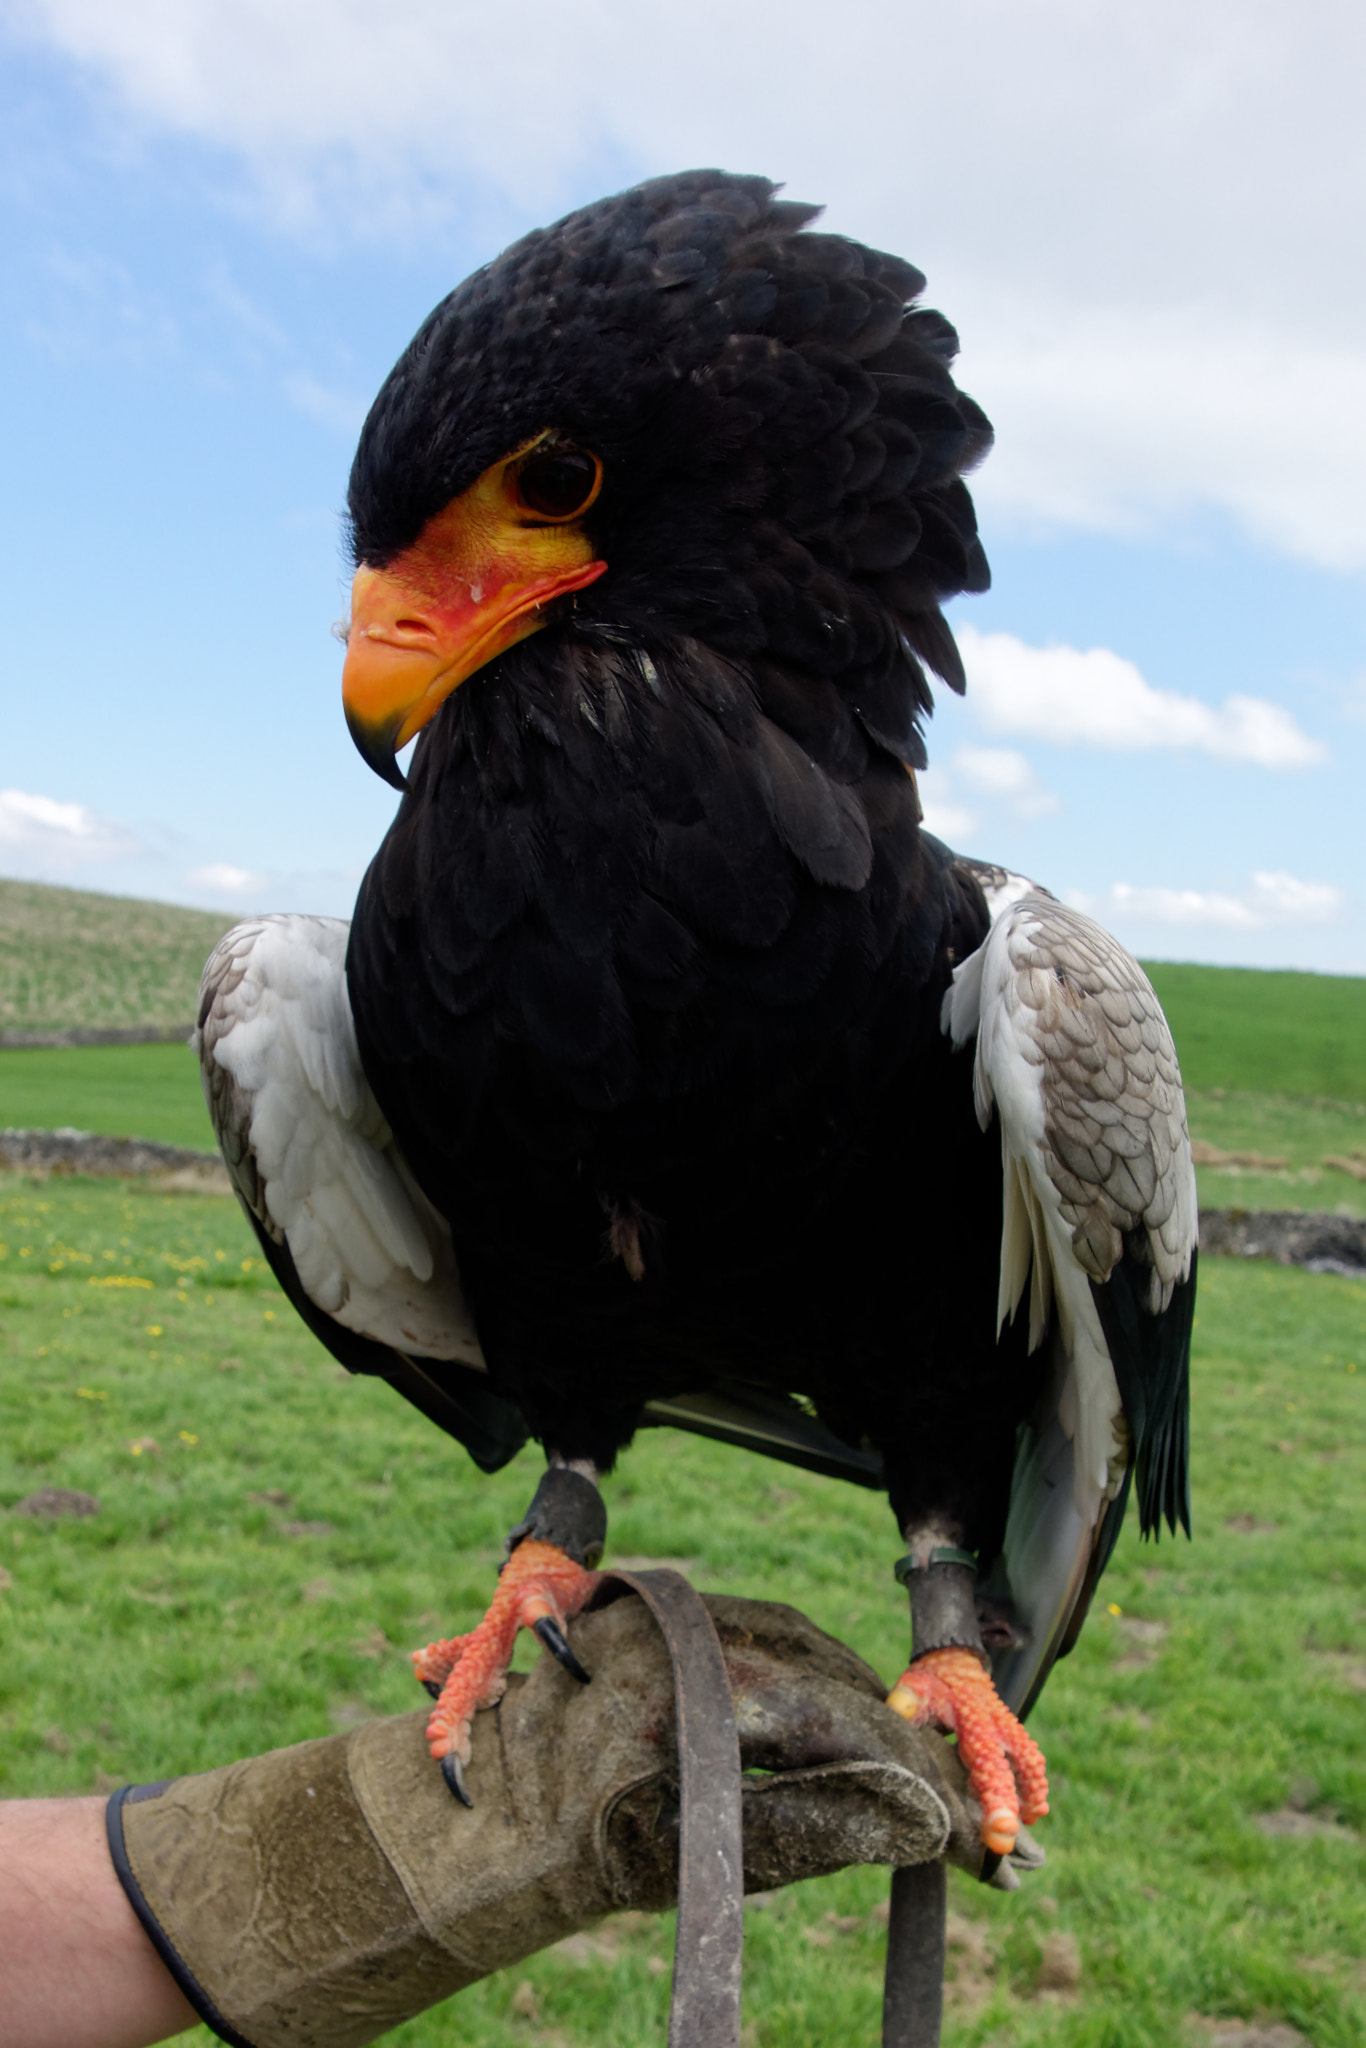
[342,436,607,788]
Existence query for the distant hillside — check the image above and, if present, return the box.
[0,878,234,1038]
[1142,961,1366,1103]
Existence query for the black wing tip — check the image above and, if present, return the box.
[1091,1251,1196,1546]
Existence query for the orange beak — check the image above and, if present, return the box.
[342,446,607,789]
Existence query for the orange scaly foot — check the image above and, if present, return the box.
[414,1538,601,1803]
[887,1647,1049,1856]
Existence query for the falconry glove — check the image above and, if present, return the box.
[107,1593,1034,2048]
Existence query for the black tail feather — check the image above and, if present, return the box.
[1091,1248,1196,1542]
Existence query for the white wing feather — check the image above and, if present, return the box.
[196,915,484,1367]
[944,883,1197,1709]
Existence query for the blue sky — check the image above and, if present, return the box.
[2,1,1363,972]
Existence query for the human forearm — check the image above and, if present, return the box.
[0,1796,197,2048]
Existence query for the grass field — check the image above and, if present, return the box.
[1184,1091,1366,1219]
[1143,963,1366,1102]
[0,879,232,1038]
[1141,962,1366,1219]
[1,1173,1363,2047]
[0,1042,215,1153]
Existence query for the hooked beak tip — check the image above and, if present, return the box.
[345,705,409,793]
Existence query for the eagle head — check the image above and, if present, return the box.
[342,169,991,789]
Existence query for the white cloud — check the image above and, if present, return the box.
[919,801,977,844]
[1073,872,1345,932]
[916,746,1059,843]
[9,2,1366,565]
[0,800,354,915]
[953,746,1059,819]
[0,787,142,871]
[956,303,1366,573]
[956,626,1325,768]
[911,767,973,844]
[185,861,268,898]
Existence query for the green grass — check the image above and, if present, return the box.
[0,1040,214,1155]
[1185,1089,1366,1219]
[1143,961,1366,1102]
[0,1043,213,1151]
[2,1174,1363,2046]
[0,878,232,1037]
[1138,961,1366,1215]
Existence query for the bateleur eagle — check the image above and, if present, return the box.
[198,171,1197,1855]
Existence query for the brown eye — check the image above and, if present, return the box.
[513,446,602,521]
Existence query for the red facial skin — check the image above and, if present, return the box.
[342,438,607,784]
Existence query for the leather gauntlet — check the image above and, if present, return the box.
[108,1593,1029,2048]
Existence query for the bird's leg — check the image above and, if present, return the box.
[413,1457,605,1803]
[885,1520,1048,1857]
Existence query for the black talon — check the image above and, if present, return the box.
[441,1751,473,1806]
[421,1678,442,1701]
[534,1615,592,1684]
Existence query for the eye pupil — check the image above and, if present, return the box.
[516,448,600,520]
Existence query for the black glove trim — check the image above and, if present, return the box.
[105,1783,261,2048]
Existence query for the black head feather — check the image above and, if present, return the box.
[346,170,990,747]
